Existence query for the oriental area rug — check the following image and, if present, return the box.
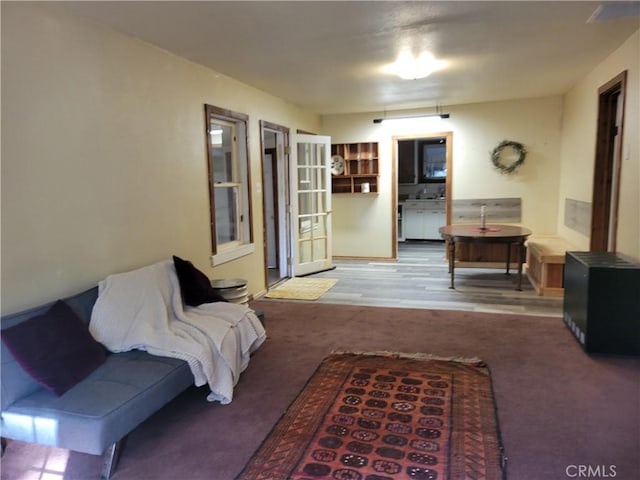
[237,352,505,480]
[264,278,338,301]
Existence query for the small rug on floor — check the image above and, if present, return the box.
[264,277,338,300]
[237,351,505,480]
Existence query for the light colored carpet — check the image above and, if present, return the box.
[264,277,338,300]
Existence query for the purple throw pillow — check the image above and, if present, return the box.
[173,256,227,306]
[1,300,107,396]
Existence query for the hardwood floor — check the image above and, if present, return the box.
[307,241,563,317]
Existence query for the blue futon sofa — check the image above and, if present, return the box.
[1,287,195,479]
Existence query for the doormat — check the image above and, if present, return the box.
[264,277,338,300]
[237,351,506,480]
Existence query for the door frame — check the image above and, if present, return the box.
[590,71,626,252]
[259,120,291,286]
[392,132,453,259]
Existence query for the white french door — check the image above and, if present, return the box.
[290,134,333,276]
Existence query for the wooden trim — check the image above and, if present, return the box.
[391,139,398,259]
[590,71,626,252]
[205,103,249,122]
[392,131,453,258]
[204,106,218,255]
[444,132,453,227]
[262,120,289,133]
[259,120,291,289]
[204,103,253,256]
[245,120,254,246]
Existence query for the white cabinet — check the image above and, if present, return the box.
[404,207,425,239]
[424,210,445,239]
[398,203,405,241]
[403,200,445,240]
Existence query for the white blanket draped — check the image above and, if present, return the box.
[89,261,266,404]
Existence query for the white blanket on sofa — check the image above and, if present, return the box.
[89,260,266,404]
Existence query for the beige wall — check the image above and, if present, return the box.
[1,3,320,314]
[322,96,564,258]
[557,30,640,259]
[3,4,638,314]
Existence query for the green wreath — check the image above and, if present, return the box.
[490,140,527,174]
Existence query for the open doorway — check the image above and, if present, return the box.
[392,132,453,259]
[590,71,626,252]
[260,121,291,286]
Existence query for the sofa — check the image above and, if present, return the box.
[1,258,265,479]
[1,286,195,478]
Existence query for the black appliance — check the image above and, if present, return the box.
[563,251,640,355]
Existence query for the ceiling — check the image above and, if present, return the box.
[48,1,640,115]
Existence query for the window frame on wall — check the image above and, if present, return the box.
[204,104,254,265]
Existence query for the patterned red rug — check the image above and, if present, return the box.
[237,352,505,480]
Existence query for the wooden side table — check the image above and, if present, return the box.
[439,224,532,290]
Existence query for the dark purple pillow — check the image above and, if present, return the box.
[1,300,107,396]
[173,256,227,306]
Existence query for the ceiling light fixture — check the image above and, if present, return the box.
[383,51,447,80]
[373,112,450,124]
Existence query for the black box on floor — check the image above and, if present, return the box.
[563,252,640,355]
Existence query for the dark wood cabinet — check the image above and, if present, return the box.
[331,142,379,194]
[398,140,416,184]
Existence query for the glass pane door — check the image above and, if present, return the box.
[291,134,333,276]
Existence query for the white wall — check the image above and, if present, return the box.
[1,3,320,314]
[558,30,639,259]
[322,96,564,258]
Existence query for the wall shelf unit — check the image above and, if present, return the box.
[331,142,379,194]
